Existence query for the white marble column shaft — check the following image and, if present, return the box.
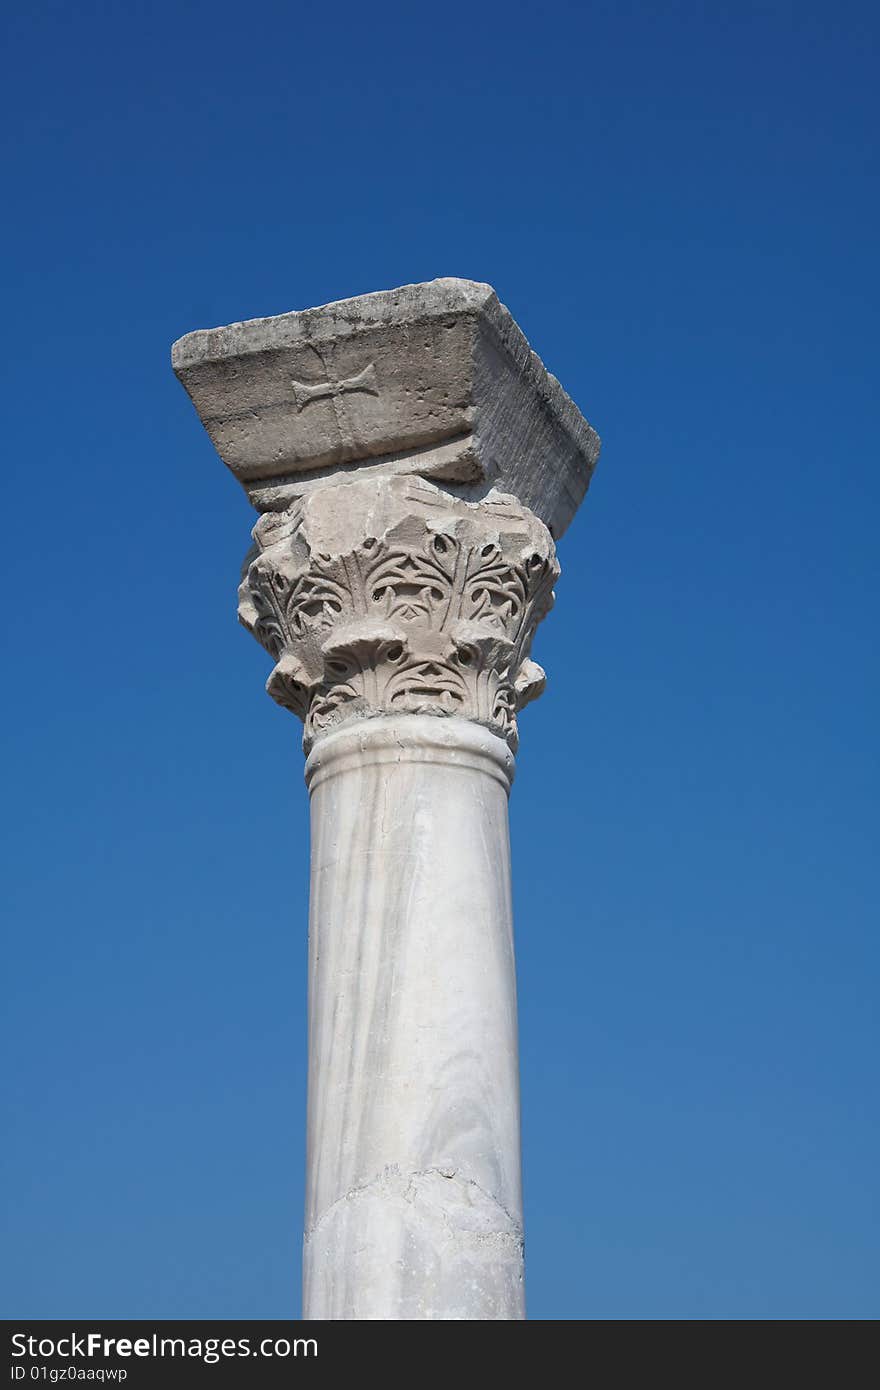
[302,716,523,1320]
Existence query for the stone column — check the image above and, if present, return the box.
[172,279,599,1320]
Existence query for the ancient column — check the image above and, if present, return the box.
[172,279,599,1320]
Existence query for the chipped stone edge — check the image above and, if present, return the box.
[304,1164,524,1249]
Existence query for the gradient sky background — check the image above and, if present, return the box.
[2,1,877,1319]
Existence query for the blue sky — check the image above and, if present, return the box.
[2,0,877,1319]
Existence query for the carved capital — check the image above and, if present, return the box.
[174,279,600,753]
[238,475,559,752]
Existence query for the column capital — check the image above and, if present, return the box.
[172,279,599,751]
[239,473,557,752]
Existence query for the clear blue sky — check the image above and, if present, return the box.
[2,0,877,1320]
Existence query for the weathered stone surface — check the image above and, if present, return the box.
[238,473,558,752]
[172,278,599,539]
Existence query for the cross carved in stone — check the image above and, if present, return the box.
[291,361,379,413]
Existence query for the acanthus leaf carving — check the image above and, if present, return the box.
[238,476,559,752]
